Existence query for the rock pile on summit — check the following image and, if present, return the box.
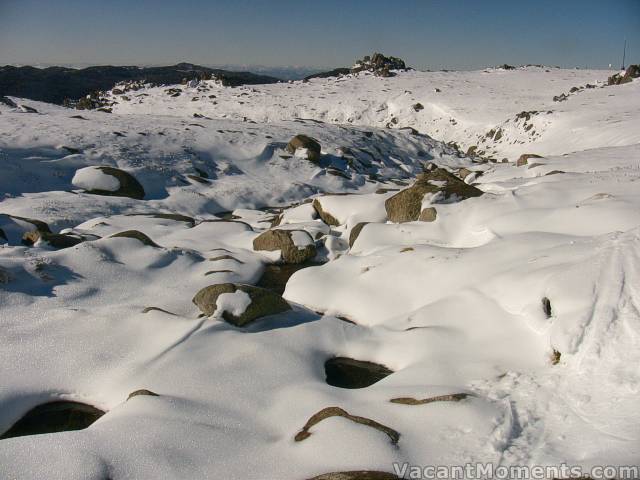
[608,65,640,86]
[351,53,408,77]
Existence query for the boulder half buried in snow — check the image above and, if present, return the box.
[253,229,316,264]
[72,166,145,200]
[385,166,482,223]
[0,401,105,439]
[286,135,321,163]
[192,283,291,326]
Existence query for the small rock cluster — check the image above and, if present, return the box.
[608,65,640,86]
[351,53,409,77]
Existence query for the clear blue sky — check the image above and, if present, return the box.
[1,0,638,70]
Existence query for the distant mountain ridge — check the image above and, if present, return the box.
[0,63,281,104]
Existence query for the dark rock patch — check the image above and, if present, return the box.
[295,406,399,445]
[127,390,159,401]
[516,153,543,167]
[286,135,321,163]
[209,254,244,264]
[390,393,471,405]
[22,230,85,249]
[0,401,105,439]
[192,283,291,326]
[608,65,640,85]
[418,207,437,222]
[542,297,552,318]
[307,473,400,480]
[142,307,177,315]
[80,166,145,200]
[253,229,316,264]
[128,213,195,227]
[110,230,160,247]
[385,166,482,223]
[349,222,369,248]
[257,261,323,295]
[312,198,340,226]
[0,96,18,108]
[325,357,393,389]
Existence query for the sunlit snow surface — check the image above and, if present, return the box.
[0,67,639,479]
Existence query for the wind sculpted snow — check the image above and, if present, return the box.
[0,66,639,479]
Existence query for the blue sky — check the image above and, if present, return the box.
[1,0,638,69]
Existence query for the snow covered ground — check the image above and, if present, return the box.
[0,66,639,479]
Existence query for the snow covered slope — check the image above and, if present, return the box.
[104,66,640,161]
[0,67,639,480]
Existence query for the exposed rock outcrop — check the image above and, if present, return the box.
[325,357,393,389]
[385,166,482,223]
[516,153,543,166]
[307,473,400,480]
[351,53,408,77]
[349,222,369,248]
[72,166,145,200]
[109,230,160,247]
[295,406,399,444]
[22,230,85,249]
[286,135,321,163]
[0,401,105,439]
[312,198,340,226]
[192,283,291,326]
[253,229,316,264]
[608,65,640,86]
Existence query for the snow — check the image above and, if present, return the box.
[72,166,121,192]
[215,290,252,317]
[0,66,639,479]
[290,230,314,248]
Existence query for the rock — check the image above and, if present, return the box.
[0,214,51,245]
[516,153,543,167]
[73,166,145,200]
[412,102,424,112]
[312,198,340,226]
[192,283,291,326]
[457,167,473,180]
[19,105,38,113]
[295,406,399,445]
[551,349,561,365]
[0,266,10,284]
[128,212,196,227]
[607,65,640,85]
[127,389,159,400]
[542,297,552,318]
[0,401,105,439]
[390,393,471,405]
[286,135,321,163]
[22,230,85,249]
[0,96,18,108]
[325,357,393,389]
[61,146,82,155]
[110,230,160,247]
[253,229,316,264]
[418,207,437,222]
[385,167,483,223]
[256,261,323,295]
[351,53,408,77]
[307,473,400,480]
[349,222,369,248]
[142,307,177,315]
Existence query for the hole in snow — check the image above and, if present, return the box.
[0,401,105,440]
[256,260,323,295]
[542,297,552,318]
[324,357,393,389]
